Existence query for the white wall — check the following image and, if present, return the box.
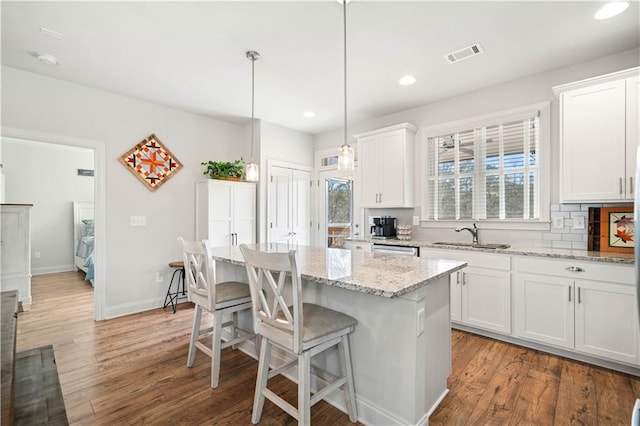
[315,48,640,248]
[1,66,247,318]
[2,139,94,274]
[258,120,314,242]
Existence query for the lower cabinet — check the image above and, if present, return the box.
[424,249,511,335]
[514,257,638,366]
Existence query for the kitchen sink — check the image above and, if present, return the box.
[432,242,510,250]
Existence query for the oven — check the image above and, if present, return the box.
[371,243,419,257]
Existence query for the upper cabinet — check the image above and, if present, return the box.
[555,67,640,202]
[355,122,417,208]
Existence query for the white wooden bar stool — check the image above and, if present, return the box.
[239,244,358,425]
[179,237,255,388]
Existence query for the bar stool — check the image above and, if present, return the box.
[163,261,186,314]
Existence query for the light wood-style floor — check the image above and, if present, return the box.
[16,271,640,425]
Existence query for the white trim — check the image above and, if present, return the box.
[32,265,76,275]
[1,126,106,320]
[353,122,417,139]
[552,66,639,95]
[267,159,313,173]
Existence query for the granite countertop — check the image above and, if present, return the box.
[352,238,635,265]
[209,243,467,298]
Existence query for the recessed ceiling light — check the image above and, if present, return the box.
[399,75,416,86]
[594,2,629,19]
[36,53,58,66]
[303,111,315,118]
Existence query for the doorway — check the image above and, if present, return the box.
[317,169,358,248]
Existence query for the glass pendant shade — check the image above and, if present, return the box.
[337,144,354,171]
[245,161,259,182]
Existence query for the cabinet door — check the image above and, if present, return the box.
[233,184,256,245]
[461,267,511,334]
[208,182,233,246]
[514,273,574,349]
[359,135,381,207]
[561,79,627,201]
[378,131,405,207]
[626,75,639,199]
[575,279,639,365]
[450,270,462,322]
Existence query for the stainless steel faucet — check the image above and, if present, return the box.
[455,223,479,244]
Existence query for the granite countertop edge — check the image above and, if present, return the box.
[350,238,634,265]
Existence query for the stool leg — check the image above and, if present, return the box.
[164,268,181,313]
[180,267,186,295]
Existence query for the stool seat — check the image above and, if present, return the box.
[169,261,184,269]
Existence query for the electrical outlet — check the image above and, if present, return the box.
[552,217,564,229]
[34,251,41,259]
[155,271,163,282]
[413,215,420,226]
[130,216,146,227]
[573,216,585,229]
[417,308,425,336]
[368,216,374,225]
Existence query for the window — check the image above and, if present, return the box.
[425,113,540,221]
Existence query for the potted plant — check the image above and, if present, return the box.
[201,158,246,181]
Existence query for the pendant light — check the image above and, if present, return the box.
[245,50,260,182]
[337,0,355,171]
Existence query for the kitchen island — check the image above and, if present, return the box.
[209,243,466,425]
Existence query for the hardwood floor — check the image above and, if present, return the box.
[16,271,640,425]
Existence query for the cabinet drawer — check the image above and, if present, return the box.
[343,241,372,252]
[513,256,633,285]
[422,248,510,270]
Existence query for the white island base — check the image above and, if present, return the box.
[216,252,455,425]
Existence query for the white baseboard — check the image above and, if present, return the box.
[31,265,76,275]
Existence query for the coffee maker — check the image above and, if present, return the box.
[370,216,397,238]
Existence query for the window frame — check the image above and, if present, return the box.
[420,102,551,231]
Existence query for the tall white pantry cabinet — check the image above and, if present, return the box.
[195,179,256,247]
[0,204,33,311]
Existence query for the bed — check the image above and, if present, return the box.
[73,201,95,284]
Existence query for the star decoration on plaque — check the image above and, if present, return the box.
[119,133,182,192]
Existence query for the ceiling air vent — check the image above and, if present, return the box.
[444,43,484,64]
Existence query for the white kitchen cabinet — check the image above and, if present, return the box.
[355,122,416,208]
[555,67,640,202]
[514,256,638,365]
[343,240,372,252]
[195,179,256,247]
[423,248,511,334]
[0,204,33,311]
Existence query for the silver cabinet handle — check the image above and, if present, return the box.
[578,287,581,304]
[456,271,460,285]
[462,271,466,285]
[379,193,382,204]
[568,286,572,302]
[630,176,634,195]
[620,177,623,195]
[565,266,584,272]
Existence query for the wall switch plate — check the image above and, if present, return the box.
[552,217,564,229]
[413,216,420,226]
[573,216,585,229]
[417,308,425,336]
[130,216,146,227]
[155,271,163,282]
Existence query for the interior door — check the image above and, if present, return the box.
[291,169,311,245]
[268,166,292,243]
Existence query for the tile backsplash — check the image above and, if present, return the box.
[368,203,633,251]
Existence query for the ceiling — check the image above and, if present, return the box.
[2,1,639,135]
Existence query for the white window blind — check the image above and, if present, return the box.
[426,114,539,221]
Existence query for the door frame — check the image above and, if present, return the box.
[1,126,106,320]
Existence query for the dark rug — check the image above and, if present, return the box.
[15,345,68,425]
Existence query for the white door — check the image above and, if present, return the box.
[461,267,511,334]
[575,279,639,364]
[268,165,311,245]
[379,131,404,207]
[515,273,574,349]
[317,169,357,248]
[208,182,233,246]
[291,169,311,245]
[233,183,256,245]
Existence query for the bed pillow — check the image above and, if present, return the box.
[82,219,95,237]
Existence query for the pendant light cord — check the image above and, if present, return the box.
[343,0,348,148]
[251,53,255,162]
